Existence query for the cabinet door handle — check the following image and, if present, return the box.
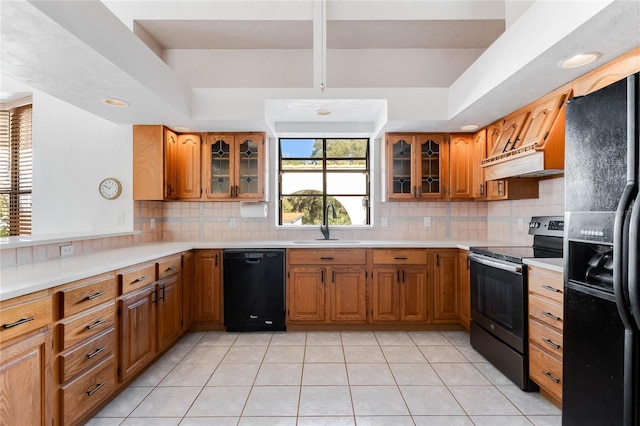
[397,270,401,283]
[321,270,325,283]
[436,254,440,267]
[133,275,150,283]
[542,311,561,321]
[86,346,107,359]
[542,371,560,384]
[402,270,405,283]
[541,285,561,293]
[332,270,335,283]
[86,320,106,330]
[160,284,166,302]
[215,253,218,267]
[480,183,484,197]
[2,317,34,329]
[498,180,504,195]
[84,291,106,301]
[541,338,561,350]
[394,257,408,260]
[152,288,158,304]
[320,257,334,260]
[86,382,106,396]
[413,186,417,198]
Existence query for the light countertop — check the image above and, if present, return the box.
[0,239,511,301]
[523,257,564,274]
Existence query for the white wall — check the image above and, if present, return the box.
[32,91,133,235]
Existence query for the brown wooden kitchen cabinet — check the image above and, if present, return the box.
[193,250,223,325]
[181,251,195,332]
[449,134,474,199]
[287,249,368,323]
[0,291,54,426]
[118,284,156,382]
[528,265,564,407]
[370,249,430,322]
[385,133,449,201]
[202,133,265,201]
[431,249,460,323]
[133,125,201,201]
[472,129,487,199]
[155,255,183,352]
[458,250,471,330]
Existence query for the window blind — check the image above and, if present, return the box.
[0,104,32,236]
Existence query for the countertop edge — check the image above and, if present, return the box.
[1,239,507,301]
[523,258,564,273]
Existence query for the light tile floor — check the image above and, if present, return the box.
[88,330,562,426]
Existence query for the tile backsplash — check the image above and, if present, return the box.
[133,176,565,245]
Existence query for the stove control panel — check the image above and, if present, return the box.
[528,216,565,236]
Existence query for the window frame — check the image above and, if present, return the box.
[0,99,32,236]
[278,137,371,227]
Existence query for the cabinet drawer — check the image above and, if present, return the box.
[59,303,115,350]
[61,356,116,426]
[59,328,115,383]
[529,318,563,360]
[528,267,563,304]
[58,273,116,319]
[0,295,52,342]
[529,344,563,401]
[288,249,367,265]
[372,249,428,265]
[529,294,563,331]
[119,263,156,295]
[157,255,182,280]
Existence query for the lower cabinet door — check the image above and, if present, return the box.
[400,267,429,322]
[330,267,367,322]
[287,267,325,322]
[371,267,400,322]
[0,329,52,426]
[157,275,182,352]
[118,285,156,382]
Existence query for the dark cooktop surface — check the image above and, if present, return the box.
[470,246,563,264]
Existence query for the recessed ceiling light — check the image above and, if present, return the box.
[460,124,479,131]
[101,98,129,107]
[559,52,600,69]
[172,126,192,132]
[316,109,332,116]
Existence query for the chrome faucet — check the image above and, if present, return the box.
[320,203,337,240]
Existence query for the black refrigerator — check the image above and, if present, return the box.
[563,72,639,426]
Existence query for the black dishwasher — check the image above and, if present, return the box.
[223,249,286,332]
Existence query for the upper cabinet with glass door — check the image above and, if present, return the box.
[202,133,265,201]
[385,133,449,201]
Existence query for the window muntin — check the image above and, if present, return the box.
[0,103,32,236]
[278,138,370,226]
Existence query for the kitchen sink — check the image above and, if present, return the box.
[292,240,363,245]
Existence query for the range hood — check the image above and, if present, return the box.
[481,88,568,181]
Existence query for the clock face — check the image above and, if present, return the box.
[99,178,122,199]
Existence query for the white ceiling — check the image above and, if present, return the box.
[1,1,639,138]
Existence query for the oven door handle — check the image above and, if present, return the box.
[468,254,522,274]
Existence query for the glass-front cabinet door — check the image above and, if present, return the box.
[202,133,264,200]
[386,133,448,200]
[234,134,264,199]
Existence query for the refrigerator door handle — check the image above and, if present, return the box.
[628,191,639,330]
[614,182,636,330]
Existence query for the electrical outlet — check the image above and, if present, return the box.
[381,217,388,227]
[150,218,156,229]
[423,216,431,227]
[116,213,124,225]
[230,218,236,228]
[60,245,74,257]
[518,217,524,230]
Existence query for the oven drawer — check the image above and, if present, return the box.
[528,266,563,304]
[529,344,563,401]
[529,318,563,360]
[529,293,563,332]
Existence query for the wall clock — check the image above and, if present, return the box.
[99,177,122,200]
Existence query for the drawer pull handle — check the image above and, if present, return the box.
[541,338,561,350]
[542,371,560,384]
[394,257,408,260]
[86,346,107,359]
[320,257,334,260]
[165,265,177,271]
[84,291,106,301]
[541,285,561,293]
[86,382,106,396]
[133,275,150,283]
[542,311,561,321]
[86,320,106,330]
[2,317,34,329]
